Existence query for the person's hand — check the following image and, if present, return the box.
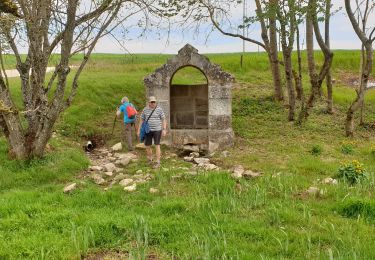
[162,129,167,137]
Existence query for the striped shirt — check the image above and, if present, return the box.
[141,106,165,131]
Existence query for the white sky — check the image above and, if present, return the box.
[90,0,375,54]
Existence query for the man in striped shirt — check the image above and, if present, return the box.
[137,96,167,168]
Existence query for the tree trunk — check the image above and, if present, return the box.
[269,0,283,101]
[282,50,296,121]
[345,0,374,136]
[325,0,333,114]
[295,17,303,100]
[326,72,333,113]
[306,10,319,108]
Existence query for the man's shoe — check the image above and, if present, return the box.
[153,162,160,169]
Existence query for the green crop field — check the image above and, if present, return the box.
[1,50,375,259]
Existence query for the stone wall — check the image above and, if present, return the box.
[170,84,208,129]
[144,44,234,152]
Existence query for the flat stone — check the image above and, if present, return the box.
[189,152,200,158]
[103,163,116,172]
[117,157,131,167]
[124,183,137,192]
[193,157,210,165]
[119,178,134,187]
[202,163,218,171]
[149,188,159,194]
[243,170,262,179]
[183,144,200,153]
[92,174,105,185]
[306,186,319,195]
[89,166,103,171]
[184,156,194,162]
[323,177,338,185]
[112,143,122,151]
[63,183,77,193]
[115,152,138,160]
[232,165,245,178]
[104,171,113,177]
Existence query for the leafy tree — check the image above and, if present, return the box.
[0,0,159,159]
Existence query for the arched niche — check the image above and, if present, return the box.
[144,44,235,152]
[170,66,208,129]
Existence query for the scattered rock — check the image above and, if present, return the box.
[108,157,117,162]
[89,166,103,171]
[117,157,131,167]
[104,171,113,177]
[63,183,77,193]
[322,177,338,185]
[112,143,122,151]
[193,158,210,165]
[189,152,200,158]
[184,156,194,162]
[306,186,320,195]
[231,165,244,178]
[149,188,159,194]
[221,150,229,157]
[119,178,134,187]
[202,163,218,171]
[124,183,137,192]
[92,174,105,185]
[103,163,116,172]
[183,144,200,153]
[243,170,262,179]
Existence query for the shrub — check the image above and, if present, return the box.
[341,141,356,155]
[339,199,375,222]
[336,160,367,184]
[310,145,322,156]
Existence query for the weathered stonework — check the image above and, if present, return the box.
[144,44,234,152]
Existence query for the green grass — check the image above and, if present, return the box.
[1,50,375,258]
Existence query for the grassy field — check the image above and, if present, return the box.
[1,50,375,258]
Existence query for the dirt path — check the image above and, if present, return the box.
[2,66,77,78]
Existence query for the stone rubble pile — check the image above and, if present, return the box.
[230,165,262,179]
[183,152,219,171]
[82,145,153,192]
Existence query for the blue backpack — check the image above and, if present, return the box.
[140,107,156,142]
